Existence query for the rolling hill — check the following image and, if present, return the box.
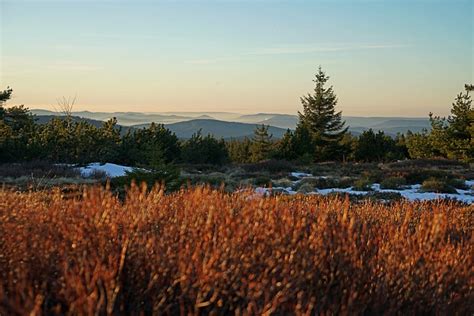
[160,119,288,139]
[31,109,431,138]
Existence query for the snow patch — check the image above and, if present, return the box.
[79,163,134,178]
[315,182,474,203]
[256,176,474,204]
[290,172,313,178]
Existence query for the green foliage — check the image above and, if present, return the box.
[380,176,407,190]
[0,91,37,162]
[181,130,228,165]
[294,177,337,190]
[354,129,407,162]
[249,124,274,162]
[296,67,349,161]
[35,117,122,164]
[297,182,314,193]
[226,138,252,163]
[111,163,181,191]
[0,87,12,105]
[242,159,294,173]
[420,178,457,194]
[274,129,295,160]
[352,178,373,191]
[406,84,473,162]
[405,130,438,159]
[253,175,272,186]
[404,169,454,185]
[121,122,180,166]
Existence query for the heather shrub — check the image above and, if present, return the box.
[420,177,457,194]
[242,159,295,173]
[380,176,407,190]
[404,169,454,184]
[0,186,472,314]
[253,175,272,186]
[297,182,314,193]
[352,178,373,191]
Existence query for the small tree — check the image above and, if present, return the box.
[250,124,273,162]
[181,130,229,165]
[354,129,406,162]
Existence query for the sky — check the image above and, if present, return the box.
[0,0,472,116]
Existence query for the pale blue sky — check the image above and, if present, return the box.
[1,0,472,116]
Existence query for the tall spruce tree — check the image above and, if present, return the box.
[297,67,348,161]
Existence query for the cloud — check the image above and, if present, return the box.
[185,43,408,64]
[3,56,102,73]
[247,43,408,55]
[46,61,103,72]
[185,56,241,65]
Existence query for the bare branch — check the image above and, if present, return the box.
[55,94,77,117]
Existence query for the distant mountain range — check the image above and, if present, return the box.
[31,109,431,139]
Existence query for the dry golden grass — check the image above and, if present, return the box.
[0,185,473,315]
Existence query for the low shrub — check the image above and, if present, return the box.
[0,187,472,314]
[297,182,314,193]
[404,169,454,184]
[111,164,181,191]
[333,176,354,188]
[366,191,403,202]
[420,177,457,194]
[86,169,108,180]
[254,175,272,186]
[0,160,80,179]
[385,158,468,170]
[242,159,295,173]
[271,178,294,188]
[352,178,373,191]
[295,177,336,190]
[380,176,407,190]
[448,178,468,190]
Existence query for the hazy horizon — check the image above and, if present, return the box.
[1,0,472,117]
[30,107,430,119]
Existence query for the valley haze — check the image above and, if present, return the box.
[31,109,430,138]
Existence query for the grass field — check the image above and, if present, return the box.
[0,185,473,314]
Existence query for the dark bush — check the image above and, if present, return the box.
[380,176,407,190]
[111,165,181,192]
[254,175,272,186]
[243,159,295,173]
[420,178,457,194]
[352,178,373,191]
[404,170,454,184]
[0,161,79,179]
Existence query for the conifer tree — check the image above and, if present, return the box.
[448,89,472,139]
[297,67,348,161]
[275,129,296,160]
[250,124,273,162]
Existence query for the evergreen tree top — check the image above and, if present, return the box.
[297,66,348,141]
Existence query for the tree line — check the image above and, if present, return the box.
[1,69,472,167]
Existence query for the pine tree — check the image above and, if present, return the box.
[226,138,252,163]
[448,89,472,139]
[0,87,12,106]
[443,85,473,161]
[297,67,348,161]
[250,124,273,162]
[275,129,296,160]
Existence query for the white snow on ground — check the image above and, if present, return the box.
[290,172,313,178]
[315,183,474,204]
[254,173,474,204]
[79,163,134,178]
